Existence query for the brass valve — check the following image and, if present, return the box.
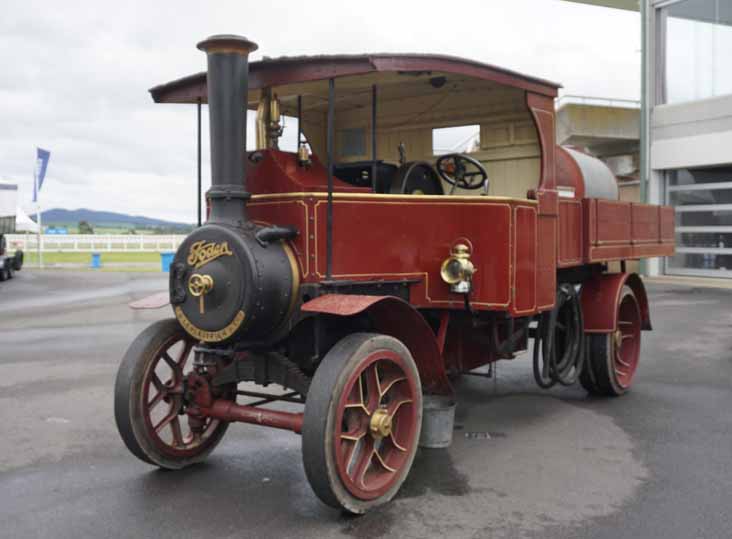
[188,273,214,314]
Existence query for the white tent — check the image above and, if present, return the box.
[15,205,39,233]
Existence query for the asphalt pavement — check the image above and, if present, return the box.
[0,270,730,539]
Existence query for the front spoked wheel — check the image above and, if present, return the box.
[302,333,422,514]
[114,318,229,469]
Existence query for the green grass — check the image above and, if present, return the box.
[25,251,162,269]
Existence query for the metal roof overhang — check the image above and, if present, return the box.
[149,53,560,105]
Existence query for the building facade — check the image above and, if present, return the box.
[567,0,732,278]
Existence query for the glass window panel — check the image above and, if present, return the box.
[675,209,732,227]
[667,167,732,186]
[668,251,732,271]
[432,125,480,156]
[670,189,732,206]
[676,232,732,248]
[663,0,732,104]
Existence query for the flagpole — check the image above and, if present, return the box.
[33,147,50,269]
[37,200,42,269]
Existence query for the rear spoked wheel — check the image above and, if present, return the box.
[302,333,422,514]
[114,318,229,469]
[580,287,641,396]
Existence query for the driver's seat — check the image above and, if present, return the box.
[389,161,444,196]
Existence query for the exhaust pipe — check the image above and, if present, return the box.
[197,34,258,227]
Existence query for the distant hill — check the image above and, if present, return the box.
[37,208,193,232]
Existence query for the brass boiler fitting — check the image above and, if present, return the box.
[440,243,476,294]
[255,89,282,149]
[188,273,214,314]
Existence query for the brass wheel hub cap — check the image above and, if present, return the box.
[369,407,393,439]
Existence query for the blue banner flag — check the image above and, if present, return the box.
[33,147,51,202]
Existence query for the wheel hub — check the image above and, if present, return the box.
[369,407,393,439]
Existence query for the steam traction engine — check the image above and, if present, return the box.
[115,35,675,513]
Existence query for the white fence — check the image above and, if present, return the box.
[5,234,186,253]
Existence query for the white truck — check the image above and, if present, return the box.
[0,181,24,280]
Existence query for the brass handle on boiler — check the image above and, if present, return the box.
[188,273,214,314]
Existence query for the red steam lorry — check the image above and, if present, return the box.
[115,35,675,513]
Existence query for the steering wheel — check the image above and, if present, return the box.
[435,153,489,193]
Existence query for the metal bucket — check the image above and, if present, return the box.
[419,394,456,449]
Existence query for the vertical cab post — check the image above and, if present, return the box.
[371,84,377,191]
[326,78,335,279]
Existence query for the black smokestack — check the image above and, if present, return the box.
[197,34,258,226]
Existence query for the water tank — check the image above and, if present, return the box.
[563,147,619,200]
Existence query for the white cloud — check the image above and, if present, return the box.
[1,0,639,223]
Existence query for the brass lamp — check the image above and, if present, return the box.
[440,243,476,294]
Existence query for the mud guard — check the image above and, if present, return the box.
[301,294,453,396]
[581,273,651,333]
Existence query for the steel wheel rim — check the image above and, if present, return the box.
[140,334,220,457]
[613,294,641,389]
[334,350,419,500]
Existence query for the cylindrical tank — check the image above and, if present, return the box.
[562,147,619,200]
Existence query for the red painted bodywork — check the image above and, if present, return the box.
[581,273,651,333]
[302,294,452,395]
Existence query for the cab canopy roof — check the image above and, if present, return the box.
[150,53,560,114]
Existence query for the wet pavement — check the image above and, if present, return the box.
[1,271,731,539]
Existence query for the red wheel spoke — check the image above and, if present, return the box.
[379,372,407,399]
[177,340,193,367]
[147,373,167,408]
[161,351,179,373]
[372,447,396,473]
[616,355,631,368]
[390,431,407,452]
[148,390,165,409]
[363,364,381,414]
[386,398,413,417]
[341,421,368,442]
[153,406,178,434]
[344,375,370,416]
[151,373,164,392]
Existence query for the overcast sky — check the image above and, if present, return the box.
[1,0,639,223]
